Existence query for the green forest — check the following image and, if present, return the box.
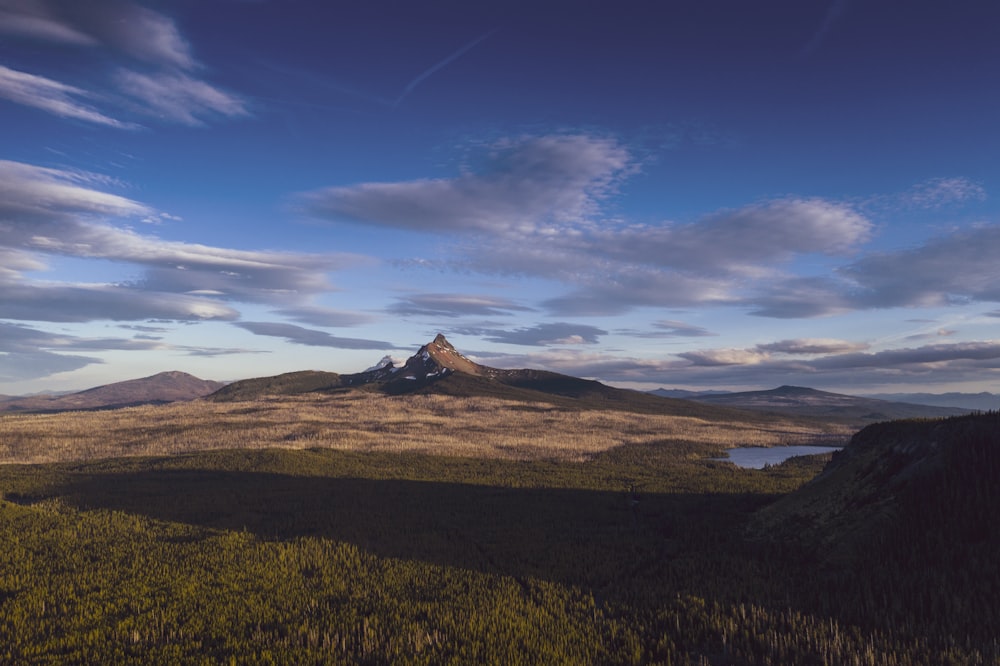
[1,410,998,664]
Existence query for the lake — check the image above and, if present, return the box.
[716,445,843,469]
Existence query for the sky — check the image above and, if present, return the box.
[2,0,1000,396]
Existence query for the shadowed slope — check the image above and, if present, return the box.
[753,411,1000,641]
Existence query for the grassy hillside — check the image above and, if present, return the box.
[207,370,342,401]
[0,390,842,465]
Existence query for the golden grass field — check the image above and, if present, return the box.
[0,391,850,465]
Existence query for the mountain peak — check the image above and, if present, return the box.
[364,355,397,373]
[772,385,826,395]
[341,334,483,387]
[410,334,483,377]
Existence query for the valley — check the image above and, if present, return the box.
[0,336,996,664]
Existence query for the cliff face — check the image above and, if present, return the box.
[753,412,1000,560]
[399,334,486,378]
[747,411,1000,644]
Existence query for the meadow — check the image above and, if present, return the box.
[0,391,847,465]
[0,392,993,664]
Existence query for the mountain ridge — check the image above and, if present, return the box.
[862,390,998,412]
[655,384,970,427]
[208,334,814,424]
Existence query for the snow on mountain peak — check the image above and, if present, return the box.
[364,355,397,373]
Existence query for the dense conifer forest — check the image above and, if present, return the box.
[0,396,997,664]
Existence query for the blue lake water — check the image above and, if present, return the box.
[717,446,843,469]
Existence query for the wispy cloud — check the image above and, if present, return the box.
[394,29,496,107]
[0,160,354,322]
[678,348,771,367]
[470,338,1000,391]
[903,177,987,209]
[746,276,854,318]
[843,224,1000,309]
[273,305,377,328]
[0,320,158,381]
[114,69,249,126]
[756,338,870,355]
[0,283,239,323]
[302,134,632,233]
[0,0,246,127]
[0,347,101,382]
[304,133,1000,323]
[459,323,607,346]
[679,337,868,368]
[0,0,195,68]
[388,293,533,318]
[233,322,395,350]
[862,176,988,214]
[810,341,1000,370]
[604,198,872,272]
[0,3,97,46]
[0,65,134,128]
[613,321,716,339]
[801,0,849,57]
[0,159,153,220]
[0,320,261,381]
[304,133,884,319]
[648,320,716,338]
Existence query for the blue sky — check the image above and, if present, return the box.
[2,0,1000,396]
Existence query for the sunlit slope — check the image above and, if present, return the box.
[207,370,342,401]
[0,371,223,413]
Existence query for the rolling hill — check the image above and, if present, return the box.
[205,370,341,402]
[0,371,224,413]
[671,384,969,427]
[863,390,999,412]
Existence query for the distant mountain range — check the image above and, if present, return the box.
[648,388,730,399]
[861,391,998,411]
[4,336,988,426]
[209,334,780,423]
[650,385,973,428]
[0,371,224,413]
